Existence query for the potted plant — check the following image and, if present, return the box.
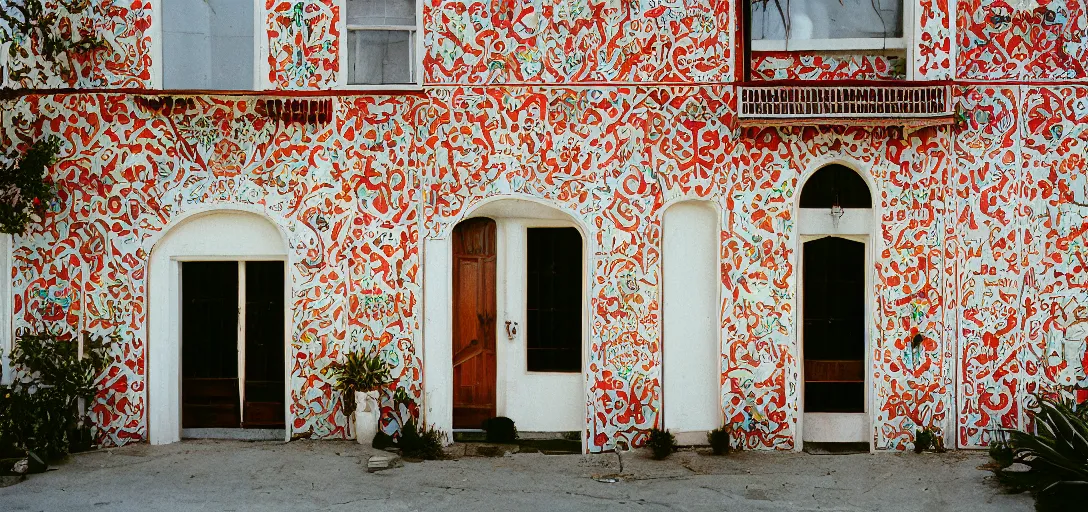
[329,347,392,445]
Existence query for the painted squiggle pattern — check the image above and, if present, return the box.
[917,0,953,79]
[752,53,904,81]
[265,0,341,89]
[1,0,152,88]
[954,86,1026,447]
[1019,85,1088,432]
[3,93,425,444]
[423,0,733,84]
[954,86,1088,447]
[958,0,1088,79]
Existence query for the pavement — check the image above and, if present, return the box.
[0,440,1033,511]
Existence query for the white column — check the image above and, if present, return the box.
[662,202,722,443]
[0,234,12,385]
[422,236,453,439]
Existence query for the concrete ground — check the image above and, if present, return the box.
[0,440,1032,512]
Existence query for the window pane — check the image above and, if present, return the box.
[752,0,903,40]
[346,0,416,26]
[163,0,253,90]
[347,30,413,84]
[526,228,582,373]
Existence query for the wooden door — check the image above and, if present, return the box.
[243,261,286,428]
[452,218,497,429]
[182,262,241,428]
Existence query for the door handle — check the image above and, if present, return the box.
[505,321,518,340]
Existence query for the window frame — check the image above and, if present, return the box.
[337,0,424,90]
[748,0,913,53]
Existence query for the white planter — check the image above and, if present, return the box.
[355,390,380,445]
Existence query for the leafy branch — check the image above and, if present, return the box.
[0,0,105,90]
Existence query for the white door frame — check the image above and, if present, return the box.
[145,207,291,445]
[794,161,879,451]
[421,196,591,449]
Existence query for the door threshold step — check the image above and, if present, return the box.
[182,428,284,441]
[453,430,579,443]
[802,442,870,455]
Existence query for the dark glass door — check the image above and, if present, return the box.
[803,237,866,413]
[526,227,582,372]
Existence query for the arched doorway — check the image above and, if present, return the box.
[424,198,589,440]
[797,164,874,446]
[147,209,290,444]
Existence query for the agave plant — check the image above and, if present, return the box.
[328,347,392,416]
[992,396,1088,497]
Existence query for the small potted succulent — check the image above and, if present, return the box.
[329,347,392,445]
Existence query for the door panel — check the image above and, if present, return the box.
[243,261,286,429]
[452,218,497,429]
[182,261,240,429]
[803,236,866,413]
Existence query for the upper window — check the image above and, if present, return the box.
[162,0,254,90]
[800,165,872,209]
[345,0,418,86]
[751,0,905,51]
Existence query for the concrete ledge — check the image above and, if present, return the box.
[673,431,710,447]
[181,428,284,441]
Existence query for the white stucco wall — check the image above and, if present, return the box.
[662,201,721,441]
[146,209,288,444]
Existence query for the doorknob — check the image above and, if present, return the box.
[505,321,518,340]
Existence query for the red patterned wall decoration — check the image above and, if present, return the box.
[917,0,954,79]
[1,0,152,89]
[958,0,1088,80]
[265,0,341,89]
[422,0,734,84]
[751,53,905,81]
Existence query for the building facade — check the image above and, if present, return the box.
[0,0,1085,453]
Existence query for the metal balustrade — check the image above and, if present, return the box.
[738,85,951,119]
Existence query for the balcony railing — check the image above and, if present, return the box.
[738,85,952,120]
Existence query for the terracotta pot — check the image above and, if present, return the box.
[354,390,380,445]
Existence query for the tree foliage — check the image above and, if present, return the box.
[1,331,111,475]
[1,0,104,88]
[0,135,57,234]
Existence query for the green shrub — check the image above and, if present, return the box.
[991,396,1088,500]
[0,331,110,475]
[707,426,731,455]
[398,420,446,460]
[914,428,933,453]
[647,428,676,460]
[483,416,517,443]
[372,431,396,450]
[912,426,946,453]
[327,346,392,416]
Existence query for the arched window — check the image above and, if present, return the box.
[799,164,872,209]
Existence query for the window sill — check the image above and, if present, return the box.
[339,83,424,91]
[751,38,907,52]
